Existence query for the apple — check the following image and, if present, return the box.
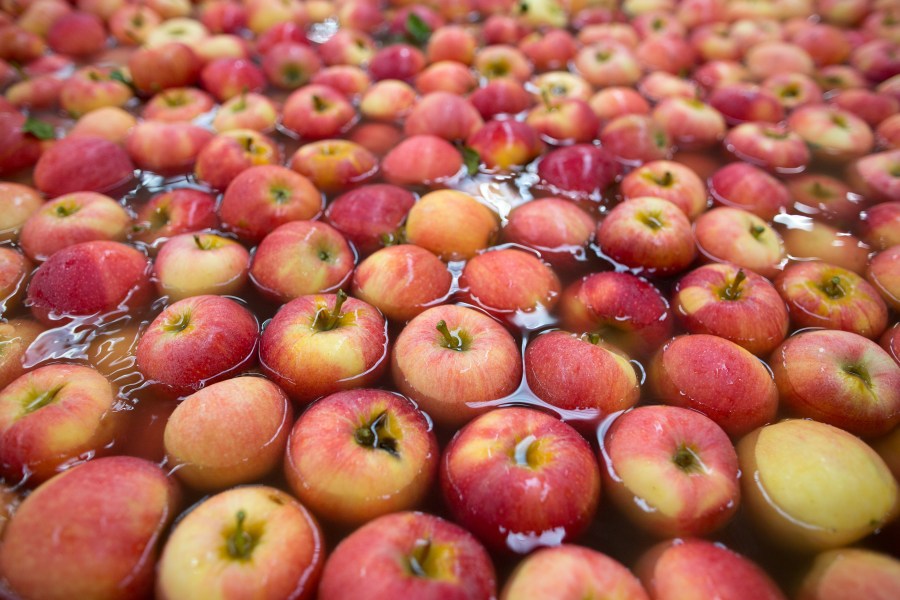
[34,135,135,198]
[597,196,696,276]
[650,334,778,437]
[724,123,812,174]
[672,263,789,356]
[602,404,740,537]
[19,191,131,262]
[536,143,621,203]
[262,41,321,89]
[381,134,463,186]
[109,4,162,45]
[259,291,389,404]
[0,247,30,315]
[559,271,674,357]
[636,538,786,600]
[194,129,281,190]
[0,319,43,391]
[324,184,416,257]
[125,121,214,175]
[850,150,900,205]
[416,61,479,96]
[250,220,355,303]
[771,329,900,438]
[153,233,250,301]
[0,456,180,600]
[524,329,640,421]
[501,545,650,600]
[469,78,533,120]
[317,29,375,67]
[352,245,452,323]
[709,83,785,126]
[775,261,889,339]
[136,295,258,398]
[46,11,106,57]
[473,44,533,82]
[762,72,824,111]
[211,91,278,132]
[360,79,416,122]
[694,208,784,282]
[128,42,201,95]
[868,245,900,312]
[164,375,292,490]
[708,162,790,221]
[797,548,900,600]
[282,83,356,140]
[502,197,595,271]
[156,485,322,600]
[199,57,266,102]
[785,174,862,225]
[466,119,543,171]
[391,304,521,428]
[141,87,215,123]
[573,41,642,87]
[0,363,120,484]
[318,511,496,600]
[427,24,478,63]
[69,106,136,144]
[0,182,43,243]
[288,139,378,194]
[129,188,218,249]
[405,92,484,142]
[781,219,870,275]
[405,190,500,261]
[285,388,438,525]
[860,202,900,251]
[459,248,561,321]
[26,241,152,326]
[59,66,133,117]
[619,161,707,220]
[738,418,898,552]
[788,104,875,162]
[599,114,672,166]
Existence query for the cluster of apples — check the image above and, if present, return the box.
[1,0,900,598]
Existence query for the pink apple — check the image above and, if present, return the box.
[502,197,595,270]
[785,174,862,225]
[788,104,875,162]
[259,291,388,404]
[693,207,785,279]
[211,91,278,132]
[0,319,43,391]
[141,87,215,123]
[193,129,281,190]
[781,219,870,275]
[164,376,291,490]
[599,114,672,166]
[391,304,521,428]
[404,190,500,261]
[724,123,811,174]
[136,295,258,397]
[442,407,601,552]
[324,184,416,256]
[153,232,249,301]
[381,134,463,186]
[0,182,43,243]
[130,188,218,249]
[125,121,214,175]
[199,57,266,102]
[602,405,740,536]
[620,160,707,220]
[285,388,438,525]
[797,548,900,600]
[868,245,900,312]
[282,83,356,140]
[59,66,133,117]
[459,248,560,320]
[288,139,378,194]
[34,135,135,197]
[708,162,790,221]
[536,144,622,203]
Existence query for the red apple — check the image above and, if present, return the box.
[282,83,356,140]
[693,207,785,279]
[324,184,416,257]
[164,376,291,490]
[442,407,601,552]
[156,485,322,600]
[0,182,43,243]
[259,291,388,404]
[381,134,463,186]
[125,121,214,175]
[797,548,900,600]
[502,197,595,270]
[289,139,378,194]
[391,304,521,428]
[536,144,622,203]
[708,162,790,220]
[404,190,500,261]
[459,248,560,321]
[620,161,707,220]
[724,123,812,174]
[0,319,43,391]
[194,129,281,190]
[673,263,789,356]
[0,456,180,600]
[136,295,258,398]
[318,511,496,600]
[34,135,135,198]
[788,104,875,162]
[285,388,438,524]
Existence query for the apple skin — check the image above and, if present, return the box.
[19,191,131,262]
[469,78,533,120]
[193,129,281,191]
[391,304,522,429]
[141,87,215,123]
[635,538,787,600]
[0,456,181,600]
[126,121,214,176]
[352,244,452,323]
[249,220,355,303]
[672,263,789,356]
[282,83,356,140]
[259,293,388,404]
[318,511,496,600]
[0,246,30,315]
[797,548,900,600]
[0,363,120,484]
[559,271,674,358]
[649,334,778,438]
[153,232,250,301]
[26,240,152,326]
[325,184,416,257]
[694,207,785,280]
[782,219,870,275]
[156,485,322,600]
[738,419,899,552]
[285,388,438,525]
[597,196,696,276]
[771,329,900,438]
[59,66,133,117]
[128,42,202,94]
[164,376,292,491]
[220,164,323,244]
[787,104,874,163]
[33,135,135,198]
[289,139,379,194]
[868,245,900,312]
[0,319,43,391]
[620,160,707,220]
[441,407,601,553]
[212,91,278,132]
[405,91,483,142]
[708,162,791,221]
[860,202,900,251]
[775,261,889,340]
[0,182,43,243]
[536,143,621,203]
[459,248,561,319]
[502,197,595,271]
[136,295,259,398]
[130,188,218,249]
[501,544,649,600]
[524,329,640,419]
[405,190,500,261]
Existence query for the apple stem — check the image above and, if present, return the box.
[672,444,706,474]
[822,276,846,299]
[312,94,328,112]
[312,290,348,331]
[379,227,407,247]
[436,320,464,351]
[749,224,766,240]
[722,269,746,301]
[586,332,602,346]
[354,411,399,457]
[193,234,209,250]
[539,88,556,112]
[655,170,674,186]
[408,538,432,578]
[226,510,256,560]
[23,384,64,415]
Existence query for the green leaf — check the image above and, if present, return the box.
[406,13,431,45]
[461,146,480,176]
[109,69,136,92]
[21,116,55,140]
